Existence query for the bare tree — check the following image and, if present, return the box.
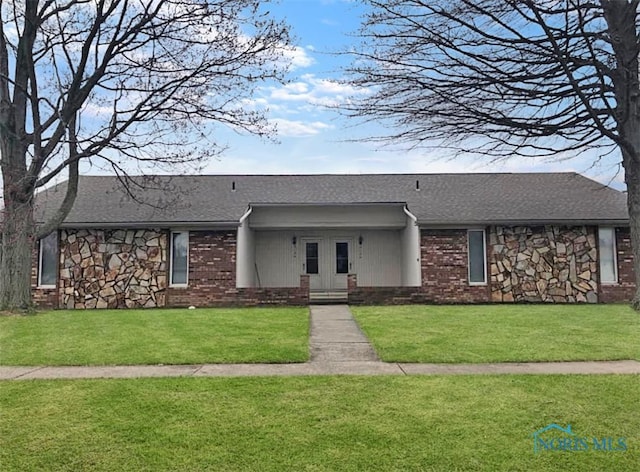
[0,0,291,311]
[343,0,640,306]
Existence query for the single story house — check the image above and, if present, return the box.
[31,173,632,308]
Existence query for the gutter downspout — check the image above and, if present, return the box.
[403,205,418,225]
[239,206,253,225]
[403,205,422,287]
[236,206,253,288]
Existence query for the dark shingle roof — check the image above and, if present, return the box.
[34,173,628,227]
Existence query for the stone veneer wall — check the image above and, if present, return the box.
[59,229,167,309]
[32,225,634,308]
[600,227,635,302]
[421,229,491,303]
[489,226,598,303]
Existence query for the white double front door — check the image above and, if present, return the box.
[302,238,352,291]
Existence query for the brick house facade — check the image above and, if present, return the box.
[30,173,632,308]
[32,229,309,309]
[33,225,633,308]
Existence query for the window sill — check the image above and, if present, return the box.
[169,284,189,289]
[37,285,57,289]
[468,282,487,286]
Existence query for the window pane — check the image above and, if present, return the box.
[39,232,58,286]
[306,242,318,274]
[468,230,486,284]
[171,232,188,285]
[599,228,616,283]
[336,242,349,274]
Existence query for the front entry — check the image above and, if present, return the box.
[302,238,352,291]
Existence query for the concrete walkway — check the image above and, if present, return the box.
[1,305,639,380]
[2,360,639,380]
[309,304,379,362]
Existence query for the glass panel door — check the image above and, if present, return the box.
[336,242,349,274]
[306,242,319,274]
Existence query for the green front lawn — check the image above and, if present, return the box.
[0,307,309,365]
[1,375,637,471]
[351,305,640,363]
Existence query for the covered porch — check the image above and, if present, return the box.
[235,203,421,301]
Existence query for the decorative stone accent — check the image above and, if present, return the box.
[31,224,633,308]
[59,229,167,309]
[489,226,598,303]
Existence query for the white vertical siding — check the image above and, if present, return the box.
[355,230,402,286]
[254,231,300,287]
[254,229,402,288]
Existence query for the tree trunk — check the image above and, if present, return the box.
[0,199,35,312]
[622,111,640,309]
[601,0,640,309]
[625,163,640,310]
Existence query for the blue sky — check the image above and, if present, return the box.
[198,0,625,190]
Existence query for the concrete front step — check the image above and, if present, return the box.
[309,291,348,303]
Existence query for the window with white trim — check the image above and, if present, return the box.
[170,231,189,286]
[468,229,487,285]
[599,227,617,284]
[38,231,58,287]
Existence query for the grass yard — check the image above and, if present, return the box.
[1,375,638,471]
[351,304,640,363]
[0,307,308,365]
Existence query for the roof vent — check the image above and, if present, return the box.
[416,180,420,191]
[232,181,236,192]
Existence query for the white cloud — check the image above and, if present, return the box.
[281,82,310,94]
[81,102,113,118]
[284,45,315,69]
[263,73,372,111]
[271,118,333,137]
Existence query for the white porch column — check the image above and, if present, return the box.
[401,206,422,286]
[236,206,255,288]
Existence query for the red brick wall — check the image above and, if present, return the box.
[166,231,308,307]
[347,230,491,305]
[421,229,491,303]
[348,274,427,305]
[34,225,632,308]
[31,235,59,309]
[599,227,635,303]
[236,284,309,306]
[166,230,237,306]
